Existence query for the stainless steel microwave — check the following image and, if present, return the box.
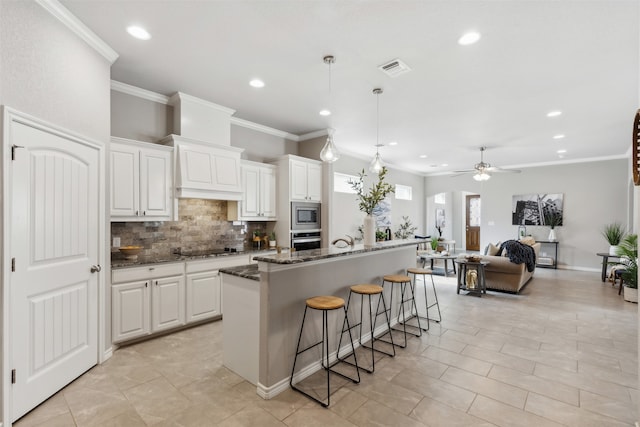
[291,201,321,230]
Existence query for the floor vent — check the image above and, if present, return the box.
[378,58,411,77]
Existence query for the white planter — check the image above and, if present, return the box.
[363,215,376,247]
[609,245,619,256]
[623,286,638,303]
[548,229,556,241]
[269,240,276,248]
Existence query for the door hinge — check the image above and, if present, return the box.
[11,257,15,272]
[11,369,16,384]
[11,145,24,161]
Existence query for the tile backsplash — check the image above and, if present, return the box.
[111,199,270,257]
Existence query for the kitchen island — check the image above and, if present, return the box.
[220,239,423,399]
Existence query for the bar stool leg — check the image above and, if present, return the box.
[398,280,422,337]
[426,273,442,322]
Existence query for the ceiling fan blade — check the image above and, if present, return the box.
[488,167,521,173]
[451,169,476,173]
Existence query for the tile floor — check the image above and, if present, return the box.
[14,268,638,426]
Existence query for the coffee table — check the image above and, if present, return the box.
[455,259,489,297]
[419,253,457,276]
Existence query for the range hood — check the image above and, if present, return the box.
[163,93,244,201]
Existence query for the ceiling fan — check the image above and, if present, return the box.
[452,146,521,181]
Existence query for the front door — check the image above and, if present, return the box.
[8,115,100,422]
[466,195,481,251]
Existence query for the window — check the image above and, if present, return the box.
[334,172,358,194]
[434,192,446,204]
[395,184,412,200]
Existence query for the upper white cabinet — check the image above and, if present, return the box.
[290,158,322,202]
[110,137,173,221]
[228,161,277,221]
[160,134,244,201]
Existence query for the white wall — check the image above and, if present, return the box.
[0,1,112,422]
[425,158,629,269]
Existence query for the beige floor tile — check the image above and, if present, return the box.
[525,392,630,427]
[579,389,637,425]
[93,408,147,426]
[469,395,563,427]
[389,352,449,379]
[462,345,536,374]
[327,387,368,419]
[501,342,578,372]
[440,329,504,352]
[578,360,639,389]
[216,405,286,427]
[283,407,358,426]
[15,411,75,427]
[13,392,70,427]
[410,396,495,426]
[123,376,193,424]
[422,346,493,376]
[344,375,423,415]
[420,334,468,353]
[488,365,579,406]
[257,388,313,421]
[64,387,131,427]
[347,399,426,427]
[440,367,527,409]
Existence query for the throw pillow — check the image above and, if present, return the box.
[519,236,536,246]
[486,243,500,256]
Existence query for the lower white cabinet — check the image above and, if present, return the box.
[151,275,185,333]
[185,270,221,323]
[112,279,150,343]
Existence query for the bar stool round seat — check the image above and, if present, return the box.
[338,284,394,374]
[291,295,360,407]
[379,274,422,348]
[407,267,442,330]
[306,295,345,310]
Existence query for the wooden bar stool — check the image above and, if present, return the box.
[290,295,360,407]
[407,267,442,331]
[337,284,395,374]
[378,274,422,348]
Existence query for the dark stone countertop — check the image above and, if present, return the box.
[219,264,260,281]
[111,248,277,269]
[253,239,426,265]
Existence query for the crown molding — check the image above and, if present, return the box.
[111,80,170,104]
[230,117,298,140]
[168,92,236,116]
[298,129,329,141]
[36,0,118,64]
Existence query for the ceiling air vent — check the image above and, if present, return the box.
[378,58,411,78]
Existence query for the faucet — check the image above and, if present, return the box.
[332,235,355,247]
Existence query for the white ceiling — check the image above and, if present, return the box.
[61,0,639,175]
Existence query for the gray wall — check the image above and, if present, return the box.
[425,159,629,270]
[0,1,112,421]
[111,90,172,142]
[231,126,297,161]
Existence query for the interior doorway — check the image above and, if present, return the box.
[466,194,481,251]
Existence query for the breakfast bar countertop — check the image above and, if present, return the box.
[219,264,260,281]
[253,238,426,265]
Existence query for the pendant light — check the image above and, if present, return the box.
[369,88,384,173]
[319,55,340,163]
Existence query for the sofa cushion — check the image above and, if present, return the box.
[486,243,500,256]
[519,236,536,246]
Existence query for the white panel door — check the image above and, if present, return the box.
[151,275,185,332]
[186,271,221,323]
[139,148,171,218]
[9,120,100,422]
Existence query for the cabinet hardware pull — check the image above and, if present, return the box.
[145,282,148,287]
[135,210,139,216]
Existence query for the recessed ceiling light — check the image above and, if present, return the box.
[319,109,331,116]
[557,149,567,154]
[419,154,427,159]
[126,25,151,40]
[249,79,265,88]
[553,134,565,139]
[388,141,398,146]
[458,31,481,46]
[441,163,449,167]
[547,110,562,117]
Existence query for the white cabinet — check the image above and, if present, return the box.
[160,134,244,201]
[185,270,221,323]
[110,137,173,221]
[228,161,277,221]
[290,158,321,202]
[111,263,184,343]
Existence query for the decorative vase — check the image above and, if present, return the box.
[624,286,638,303]
[548,228,556,241]
[269,240,276,248]
[609,245,619,256]
[363,215,376,246]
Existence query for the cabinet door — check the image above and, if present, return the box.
[186,270,221,323]
[151,275,185,333]
[260,167,277,219]
[139,148,172,219]
[110,143,140,217]
[112,280,150,343]
[241,165,260,218]
[290,160,309,201]
[306,162,322,202]
[177,143,241,193]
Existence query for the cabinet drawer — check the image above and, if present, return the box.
[112,262,184,283]
[186,255,250,274]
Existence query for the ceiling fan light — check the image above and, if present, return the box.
[473,171,491,181]
[320,133,340,163]
[369,152,384,174]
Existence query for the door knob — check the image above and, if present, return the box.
[90,265,102,273]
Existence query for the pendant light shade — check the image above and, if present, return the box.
[369,88,384,173]
[320,128,339,163]
[319,55,340,163]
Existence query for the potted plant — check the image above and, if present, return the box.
[544,211,562,241]
[395,216,418,240]
[269,231,276,248]
[349,167,394,246]
[375,230,387,242]
[430,236,439,252]
[602,222,626,255]
[615,234,637,302]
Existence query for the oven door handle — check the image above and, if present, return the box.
[292,238,321,243]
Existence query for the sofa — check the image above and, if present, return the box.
[481,241,541,293]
